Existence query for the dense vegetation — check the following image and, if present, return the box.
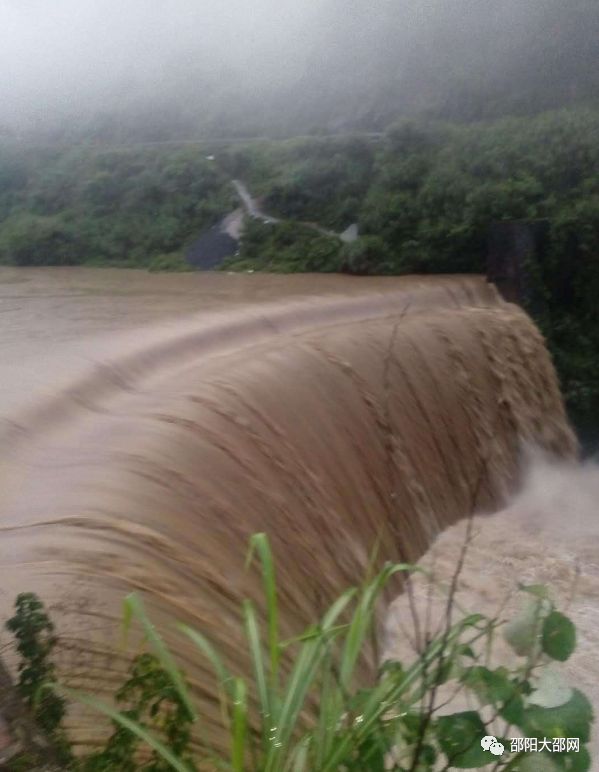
[0,145,233,268]
[1,109,598,438]
[2,535,593,770]
[223,220,341,273]
[1,107,598,434]
[222,108,599,437]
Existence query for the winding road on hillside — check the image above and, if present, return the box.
[230,178,358,243]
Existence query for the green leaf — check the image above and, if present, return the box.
[435,711,490,768]
[560,746,591,772]
[458,613,487,629]
[456,644,476,659]
[416,744,437,766]
[269,587,358,772]
[290,737,311,771]
[504,599,542,657]
[379,658,405,677]
[529,665,573,709]
[62,688,192,772]
[522,689,593,743]
[520,748,591,772]
[499,689,526,726]
[231,678,247,772]
[518,583,551,602]
[123,594,197,722]
[542,611,576,662]
[461,666,517,707]
[351,734,387,772]
[243,599,271,734]
[398,712,427,745]
[246,533,280,690]
[177,622,234,700]
[519,752,561,772]
[121,594,134,647]
[338,562,412,691]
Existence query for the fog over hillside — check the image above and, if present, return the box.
[1,0,598,140]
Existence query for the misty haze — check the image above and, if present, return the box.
[2,0,598,139]
[0,1,598,769]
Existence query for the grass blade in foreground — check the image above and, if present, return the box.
[54,534,592,771]
[123,593,197,723]
[62,688,193,772]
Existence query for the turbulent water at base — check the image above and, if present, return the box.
[0,267,583,757]
[384,458,599,761]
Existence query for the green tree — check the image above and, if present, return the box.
[0,213,78,266]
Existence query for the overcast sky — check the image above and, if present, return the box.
[1,1,332,113]
[0,1,568,133]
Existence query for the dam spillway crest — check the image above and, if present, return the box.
[0,274,578,757]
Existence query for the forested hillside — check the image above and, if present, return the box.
[0,145,233,269]
[3,0,599,443]
[224,109,599,435]
[1,107,598,433]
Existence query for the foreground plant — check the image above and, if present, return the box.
[4,593,73,768]
[4,533,595,770]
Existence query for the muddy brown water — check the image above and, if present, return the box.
[0,266,588,760]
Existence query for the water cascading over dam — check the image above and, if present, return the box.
[0,274,577,754]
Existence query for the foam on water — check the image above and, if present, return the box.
[385,456,599,763]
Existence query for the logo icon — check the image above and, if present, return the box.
[481,735,505,756]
